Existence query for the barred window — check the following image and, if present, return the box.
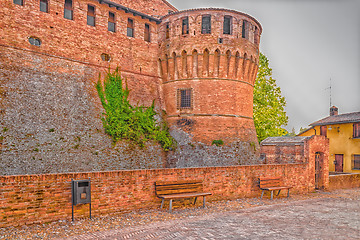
[201,15,211,34]
[87,5,96,26]
[223,16,232,35]
[40,0,48,13]
[320,125,327,137]
[352,155,360,170]
[354,123,360,138]
[64,0,73,20]
[144,24,150,42]
[182,17,189,35]
[108,12,116,32]
[127,18,134,37]
[177,89,192,109]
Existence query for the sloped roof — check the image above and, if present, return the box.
[310,111,360,126]
[261,136,310,145]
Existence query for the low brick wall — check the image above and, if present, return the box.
[0,164,312,227]
[329,173,360,190]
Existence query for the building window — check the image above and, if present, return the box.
[182,17,189,35]
[353,155,360,170]
[13,0,23,6]
[201,15,211,34]
[40,0,48,12]
[166,22,170,39]
[144,24,150,42]
[87,5,95,26]
[64,0,73,20]
[108,12,116,32]
[320,125,327,137]
[354,123,360,138]
[177,88,192,109]
[127,18,134,37]
[28,37,41,46]
[223,16,232,35]
[242,20,248,39]
[101,53,111,62]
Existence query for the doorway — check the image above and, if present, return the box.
[334,154,343,172]
[315,152,322,189]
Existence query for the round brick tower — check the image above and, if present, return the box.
[158,8,262,144]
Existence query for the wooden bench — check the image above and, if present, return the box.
[155,180,212,212]
[258,177,292,200]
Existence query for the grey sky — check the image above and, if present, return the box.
[169,0,360,133]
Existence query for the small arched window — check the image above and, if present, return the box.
[28,37,41,46]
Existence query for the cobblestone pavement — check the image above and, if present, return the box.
[64,191,360,240]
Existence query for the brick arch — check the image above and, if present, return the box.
[172,52,178,80]
[225,50,231,77]
[181,50,188,78]
[234,51,240,78]
[214,48,221,77]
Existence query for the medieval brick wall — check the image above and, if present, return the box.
[0,46,166,175]
[0,163,312,227]
[0,0,266,174]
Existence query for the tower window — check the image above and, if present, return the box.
[201,15,211,34]
[127,18,134,37]
[144,24,150,42]
[223,16,232,35]
[166,22,170,39]
[182,17,189,35]
[242,20,249,39]
[13,0,23,6]
[108,12,116,32]
[177,88,192,109]
[40,0,48,12]
[87,5,95,26]
[64,0,73,20]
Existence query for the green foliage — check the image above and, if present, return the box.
[212,139,224,146]
[253,53,289,143]
[96,68,175,151]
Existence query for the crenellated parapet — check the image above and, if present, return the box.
[158,8,262,144]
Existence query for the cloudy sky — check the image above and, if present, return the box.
[169,0,360,133]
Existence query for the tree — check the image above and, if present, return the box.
[253,52,289,142]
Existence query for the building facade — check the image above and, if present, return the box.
[298,106,360,173]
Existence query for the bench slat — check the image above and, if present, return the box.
[158,192,212,199]
[155,180,202,186]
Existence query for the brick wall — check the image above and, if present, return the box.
[329,173,360,190]
[0,162,313,227]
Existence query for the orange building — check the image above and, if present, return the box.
[298,106,360,173]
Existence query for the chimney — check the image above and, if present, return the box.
[330,106,338,116]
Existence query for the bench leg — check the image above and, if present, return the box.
[271,190,274,200]
[169,199,173,212]
[194,197,197,205]
[203,196,206,208]
[160,198,164,209]
[287,189,290,198]
[261,190,264,199]
[276,190,281,196]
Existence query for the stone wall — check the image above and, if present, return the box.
[0,46,165,175]
[0,163,313,227]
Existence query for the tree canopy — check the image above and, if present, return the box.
[253,52,289,142]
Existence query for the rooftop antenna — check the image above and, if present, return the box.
[325,78,332,107]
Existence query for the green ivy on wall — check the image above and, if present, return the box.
[96,68,175,151]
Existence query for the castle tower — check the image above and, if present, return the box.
[158,9,262,144]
